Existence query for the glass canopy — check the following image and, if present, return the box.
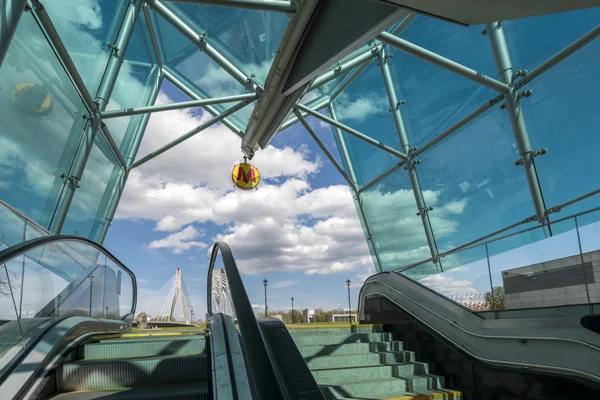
[1,0,600,289]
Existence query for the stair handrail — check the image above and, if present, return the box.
[207,242,286,400]
[0,235,137,321]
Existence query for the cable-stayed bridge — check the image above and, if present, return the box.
[138,268,195,325]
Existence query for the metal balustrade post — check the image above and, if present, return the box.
[486,22,547,223]
[0,0,29,68]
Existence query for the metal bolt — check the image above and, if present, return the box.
[517,90,533,101]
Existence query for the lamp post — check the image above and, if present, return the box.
[191,309,194,324]
[346,279,352,324]
[263,279,268,318]
[291,297,294,324]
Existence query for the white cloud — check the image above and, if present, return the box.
[271,280,299,289]
[148,225,207,254]
[419,274,477,296]
[334,92,388,122]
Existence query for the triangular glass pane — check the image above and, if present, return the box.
[331,61,402,187]
[42,0,128,95]
[503,7,600,72]
[150,7,198,66]
[388,40,495,149]
[165,2,290,84]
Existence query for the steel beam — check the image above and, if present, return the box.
[374,47,439,265]
[96,0,143,112]
[358,162,403,194]
[161,0,296,13]
[147,0,258,93]
[99,123,128,170]
[97,71,164,243]
[32,1,97,111]
[308,46,380,92]
[516,23,600,90]
[378,31,509,94]
[297,104,408,161]
[378,46,410,154]
[278,95,331,132]
[163,66,245,138]
[0,0,28,68]
[142,3,163,69]
[102,93,257,119]
[328,102,358,188]
[51,116,101,234]
[295,111,355,190]
[486,22,547,223]
[131,99,252,169]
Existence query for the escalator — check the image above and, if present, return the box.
[359,271,600,399]
[0,237,321,399]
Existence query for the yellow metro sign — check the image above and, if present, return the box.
[231,162,260,191]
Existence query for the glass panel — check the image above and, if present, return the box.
[575,211,600,308]
[332,61,402,187]
[402,244,492,311]
[362,168,431,270]
[388,29,496,148]
[503,7,600,72]
[165,2,289,84]
[489,218,587,310]
[0,238,135,376]
[61,134,123,241]
[520,36,600,215]
[43,0,127,95]
[418,105,536,254]
[0,13,87,230]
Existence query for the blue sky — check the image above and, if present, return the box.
[2,2,600,320]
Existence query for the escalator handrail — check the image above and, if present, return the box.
[358,272,600,383]
[0,235,137,320]
[207,242,287,400]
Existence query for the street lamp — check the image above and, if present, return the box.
[191,309,194,324]
[291,297,294,324]
[263,279,268,318]
[346,279,352,324]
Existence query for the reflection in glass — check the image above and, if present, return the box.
[0,14,88,229]
[362,169,431,271]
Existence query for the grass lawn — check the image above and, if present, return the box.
[132,325,206,333]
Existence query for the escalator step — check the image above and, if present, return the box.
[56,354,207,392]
[79,337,206,360]
[49,382,209,399]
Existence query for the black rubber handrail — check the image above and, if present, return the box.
[207,242,285,400]
[0,235,137,321]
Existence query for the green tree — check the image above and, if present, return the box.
[484,286,506,310]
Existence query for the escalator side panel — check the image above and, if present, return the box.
[0,317,125,400]
[359,272,600,389]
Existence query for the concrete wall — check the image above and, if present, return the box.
[503,250,600,309]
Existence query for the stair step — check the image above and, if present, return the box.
[292,332,392,346]
[312,363,430,383]
[306,351,415,369]
[298,341,405,357]
[49,382,210,399]
[318,375,445,399]
[56,354,207,392]
[79,337,206,360]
